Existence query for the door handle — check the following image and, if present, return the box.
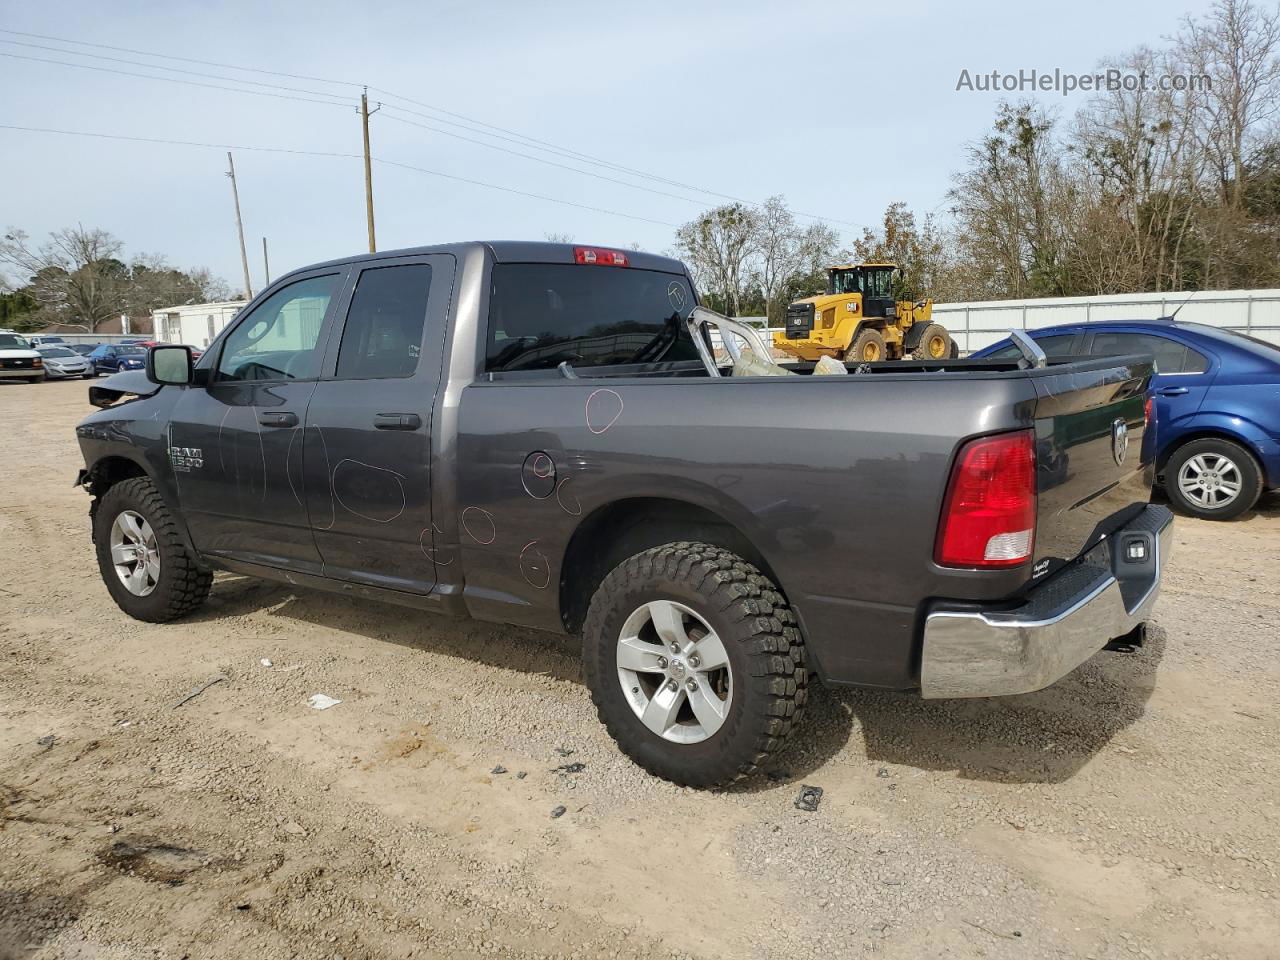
[1157,387,1189,397]
[257,411,299,427]
[373,413,421,430]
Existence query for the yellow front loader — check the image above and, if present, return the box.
[771,262,952,363]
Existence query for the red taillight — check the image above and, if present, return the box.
[574,246,629,267]
[936,429,1036,568]
[1144,392,1154,426]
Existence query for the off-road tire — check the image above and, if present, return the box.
[847,328,886,364]
[582,541,807,788]
[1164,437,1262,521]
[94,476,213,622]
[910,323,952,360]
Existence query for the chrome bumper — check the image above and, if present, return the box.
[921,505,1174,699]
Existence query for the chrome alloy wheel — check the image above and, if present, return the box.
[109,509,160,597]
[1177,453,1243,509]
[616,600,732,744]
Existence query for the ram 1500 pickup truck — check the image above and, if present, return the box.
[75,241,1172,787]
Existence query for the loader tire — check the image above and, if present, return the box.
[911,323,952,360]
[847,328,886,363]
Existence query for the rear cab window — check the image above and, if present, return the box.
[485,263,699,372]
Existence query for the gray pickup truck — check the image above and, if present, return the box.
[75,241,1172,786]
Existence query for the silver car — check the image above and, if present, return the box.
[37,346,94,380]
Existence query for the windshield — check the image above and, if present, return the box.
[829,270,862,295]
[38,347,77,358]
[117,345,146,355]
[0,334,31,349]
[485,264,700,371]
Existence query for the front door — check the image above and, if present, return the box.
[302,254,454,594]
[168,270,348,572]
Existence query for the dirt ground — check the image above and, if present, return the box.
[1,378,1278,960]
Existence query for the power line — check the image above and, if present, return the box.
[0,123,679,228]
[0,27,869,230]
[0,52,354,108]
[0,38,359,102]
[380,112,706,207]
[0,27,363,88]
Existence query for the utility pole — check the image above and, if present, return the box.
[360,88,380,253]
[262,236,271,285]
[225,152,253,299]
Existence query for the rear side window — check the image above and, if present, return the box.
[485,264,699,371]
[336,264,433,379]
[1089,332,1207,374]
[985,333,1078,360]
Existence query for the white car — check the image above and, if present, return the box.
[0,332,44,383]
[36,345,94,380]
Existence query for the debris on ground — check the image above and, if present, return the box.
[307,694,342,710]
[172,674,228,709]
[877,767,890,778]
[552,762,585,775]
[550,805,567,819]
[516,771,527,779]
[491,765,507,775]
[794,785,823,812]
[555,747,574,757]
[36,735,56,751]
[259,658,273,667]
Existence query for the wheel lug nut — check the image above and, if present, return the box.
[686,679,698,691]
[669,643,680,653]
[656,656,668,669]
[688,655,700,668]
[665,679,679,692]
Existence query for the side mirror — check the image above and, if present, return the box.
[147,345,193,385]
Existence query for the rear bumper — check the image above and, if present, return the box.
[920,505,1173,699]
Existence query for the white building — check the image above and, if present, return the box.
[151,300,247,349]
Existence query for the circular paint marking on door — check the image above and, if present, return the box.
[521,451,557,499]
[585,389,623,435]
[461,506,496,545]
[519,540,552,590]
[667,280,688,313]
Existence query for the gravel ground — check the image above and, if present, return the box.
[1,378,1278,960]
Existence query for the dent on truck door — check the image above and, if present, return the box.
[168,271,347,572]
[302,254,454,595]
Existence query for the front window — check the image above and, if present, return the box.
[0,334,31,349]
[217,274,339,382]
[485,264,699,371]
[862,268,895,299]
[116,345,146,356]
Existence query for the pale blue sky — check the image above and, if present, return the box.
[1,0,1216,294]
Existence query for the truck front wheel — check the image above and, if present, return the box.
[582,541,807,787]
[94,476,213,622]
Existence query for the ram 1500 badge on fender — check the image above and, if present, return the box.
[74,242,1172,787]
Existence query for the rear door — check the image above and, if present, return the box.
[1084,329,1215,432]
[302,254,455,594]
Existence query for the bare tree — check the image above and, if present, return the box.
[674,203,760,315]
[543,232,575,243]
[751,197,838,323]
[850,202,950,300]
[0,226,127,331]
[1180,0,1280,208]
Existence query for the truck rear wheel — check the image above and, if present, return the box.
[94,476,212,622]
[582,541,807,787]
[847,328,886,363]
[910,323,952,360]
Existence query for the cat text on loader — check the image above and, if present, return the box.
[772,262,953,363]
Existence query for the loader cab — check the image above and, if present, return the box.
[827,263,898,318]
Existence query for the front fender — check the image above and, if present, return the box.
[88,369,162,408]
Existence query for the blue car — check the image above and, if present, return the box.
[88,343,148,375]
[973,319,1280,520]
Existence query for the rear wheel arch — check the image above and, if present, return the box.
[558,497,784,635]
[1157,428,1265,478]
